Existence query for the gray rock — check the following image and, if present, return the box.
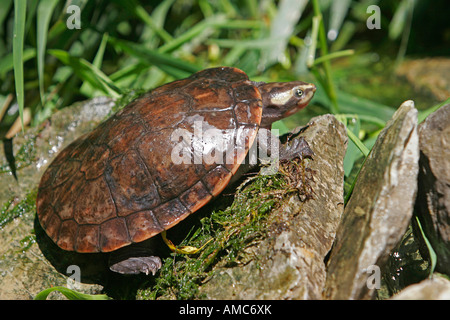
[199,114,347,299]
[415,104,450,275]
[1,97,114,204]
[0,97,114,299]
[324,100,419,300]
[1,102,348,299]
[390,276,450,300]
[396,58,450,102]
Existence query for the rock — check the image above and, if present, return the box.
[414,104,450,275]
[0,97,114,205]
[199,114,347,299]
[0,97,114,299]
[1,98,347,300]
[324,101,419,300]
[396,58,450,102]
[390,276,450,300]
[380,225,431,298]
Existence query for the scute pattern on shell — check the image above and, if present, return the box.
[36,67,263,253]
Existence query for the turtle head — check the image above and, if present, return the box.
[256,81,316,128]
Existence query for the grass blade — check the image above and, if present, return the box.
[48,49,122,98]
[264,0,308,66]
[311,0,339,114]
[306,16,319,68]
[34,286,111,300]
[418,97,450,123]
[37,0,59,104]
[415,217,437,277]
[389,0,410,40]
[207,38,279,49]
[13,0,27,132]
[312,49,354,66]
[80,33,110,96]
[393,0,415,68]
[338,113,386,128]
[116,0,172,43]
[108,37,200,78]
[313,81,395,122]
[0,48,36,79]
[0,0,13,40]
[328,0,351,41]
[336,115,362,177]
[337,91,395,121]
[134,3,173,43]
[158,16,224,54]
[346,126,369,157]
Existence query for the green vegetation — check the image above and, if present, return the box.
[2,0,448,300]
[2,0,446,196]
[0,188,37,228]
[142,157,313,299]
[35,286,111,300]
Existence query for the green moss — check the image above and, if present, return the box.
[140,158,313,300]
[18,234,37,252]
[0,134,38,174]
[110,88,147,114]
[379,226,431,299]
[0,188,37,229]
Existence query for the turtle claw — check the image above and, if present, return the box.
[280,136,314,161]
[109,256,162,275]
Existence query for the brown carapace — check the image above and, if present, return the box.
[36,67,316,275]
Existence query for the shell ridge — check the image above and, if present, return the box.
[103,162,120,218]
[133,146,164,207]
[37,67,271,253]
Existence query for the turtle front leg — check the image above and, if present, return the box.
[279,134,314,161]
[109,256,162,275]
[257,128,313,173]
[108,241,162,275]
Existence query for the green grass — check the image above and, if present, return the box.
[3,0,431,188]
[35,286,111,300]
[0,188,37,229]
[12,0,26,132]
[2,0,447,300]
[143,157,314,299]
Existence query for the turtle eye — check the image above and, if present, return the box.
[294,89,303,98]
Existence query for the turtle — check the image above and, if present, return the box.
[36,67,316,275]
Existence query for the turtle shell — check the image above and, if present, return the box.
[36,67,263,253]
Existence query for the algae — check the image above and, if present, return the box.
[139,157,313,300]
[0,188,37,229]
